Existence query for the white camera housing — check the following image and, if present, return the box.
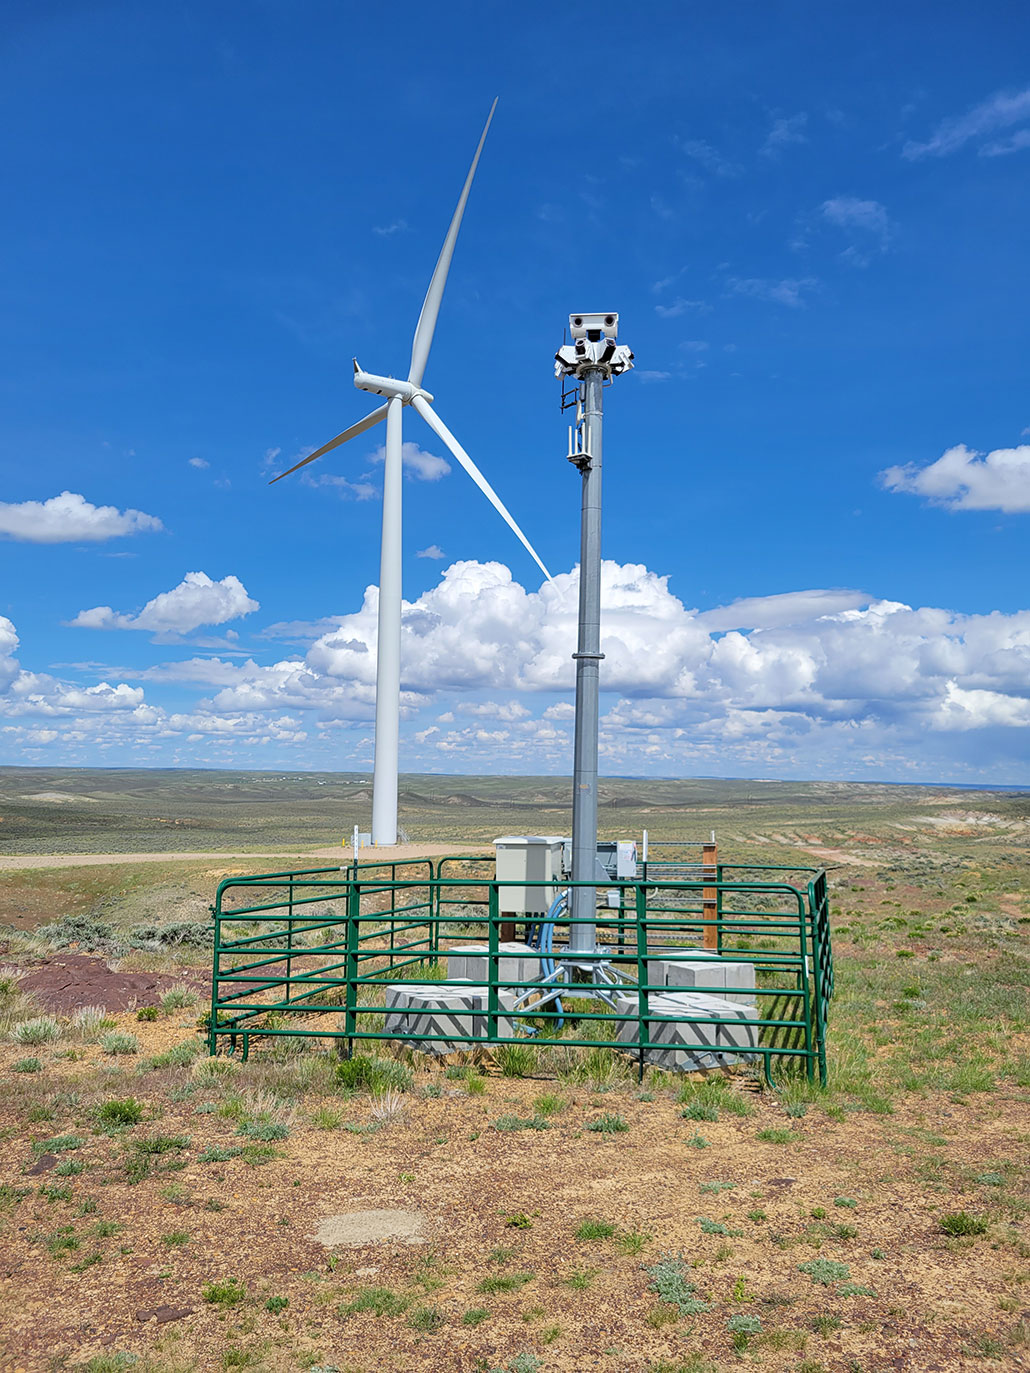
[569,312,618,342]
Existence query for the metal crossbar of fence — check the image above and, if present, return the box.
[207,858,833,1086]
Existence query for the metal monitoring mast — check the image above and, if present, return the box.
[555,314,634,963]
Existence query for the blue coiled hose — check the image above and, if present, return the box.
[527,891,565,1031]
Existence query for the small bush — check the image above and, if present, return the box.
[699,1217,742,1237]
[136,1006,159,1022]
[335,1054,412,1094]
[135,1134,190,1155]
[45,1224,79,1254]
[494,1114,549,1132]
[54,1159,85,1176]
[40,1184,73,1202]
[204,1277,246,1307]
[496,1044,537,1078]
[940,1211,989,1237]
[834,1196,858,1208]
[36,1134,85,1153]
[240,1143,284,1166]
[198,1145,243,1163]
[265,1295,289,1313]
[462,1307,490,1326]
[127,921,213,951]
[533,1093,565,1117]
[407,1305,444,1331]
[492,1357,542,1373]
[339,1286,410,1317]
[645,1253,711,1315]
[161,1230,190,1246]
[476,1271,534,1295]
[161,984,199,1011]
[756,1128,795,1144]
[237,1120,289,1141]
[728,1313,762,1334]
[35,916,121,953]
[101,1032,140,1056]
[681,1103,719,1122]
[12,1057,41,1073]
[798,1258,851,1285]
[98,1098,144,1127]
[575,1218,616,1240]
[11,1016,62,1046]
[70,1006,111,1040]
[587,1113,629,1135]
[149,1040,204,1068]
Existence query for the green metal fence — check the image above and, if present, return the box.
[208,857,833,1085]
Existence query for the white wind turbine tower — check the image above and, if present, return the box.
[270,100,552,846]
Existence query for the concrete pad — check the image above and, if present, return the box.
[615,989,760,1072]
[311,1209,426,1247]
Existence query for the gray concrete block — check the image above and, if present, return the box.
[444,941,543,987]
[614,990,759,1073]
[643,947,756,1006]
[385,983,516,1054]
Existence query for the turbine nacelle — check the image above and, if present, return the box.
[352,361,433,405]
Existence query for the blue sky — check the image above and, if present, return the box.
[1,0,1029,783]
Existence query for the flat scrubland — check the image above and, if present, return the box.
[0,770,1027,1373]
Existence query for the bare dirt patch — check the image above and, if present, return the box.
[14,953,207,1013]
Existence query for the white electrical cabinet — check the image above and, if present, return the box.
[493,835,565,915]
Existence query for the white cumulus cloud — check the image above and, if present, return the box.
[372,441,450,482]
[0,491,163,544]
[71,572,260,635]
[881,443,1030,513]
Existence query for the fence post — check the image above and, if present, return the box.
[702,838,719,951]
[344,880,360,1059]
[285,876,294,1006]
[487,880,500,1047]
[208,895,222,1056]
[635,881,649,1082]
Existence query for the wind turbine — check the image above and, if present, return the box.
[270,99,552,846]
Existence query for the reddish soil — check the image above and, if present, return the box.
[14,954,208,1014]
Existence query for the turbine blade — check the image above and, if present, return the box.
[412,395,553,582]
[407,98,497,388]
[267,404,388,483]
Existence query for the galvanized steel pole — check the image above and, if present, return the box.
[569,367,605,954]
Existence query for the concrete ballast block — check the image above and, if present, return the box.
[643,947,757,1006]
[385,982,516,1054]
[444,941,543,988]
[614,989,759,1072]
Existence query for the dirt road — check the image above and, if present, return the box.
[0,842,489,872]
